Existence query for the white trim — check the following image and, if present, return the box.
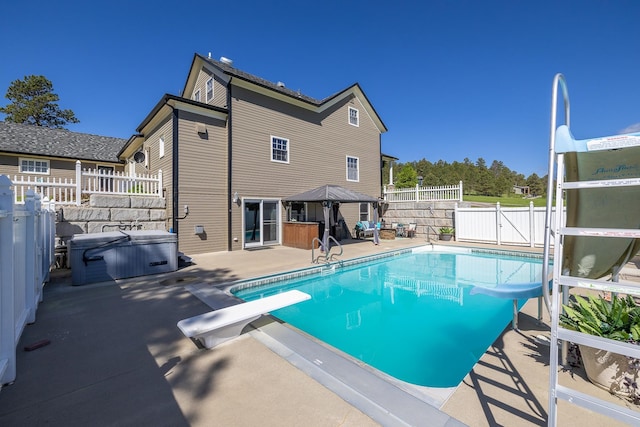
[159,136,165,159]
[19,157,50,175]
[348,106,359,127]
[346,155,359,182]
[270,135,290,164]
[242,198,282,248]
[206,77,214,103]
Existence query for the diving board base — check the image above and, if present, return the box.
[189,316,262,349]
[178,290,311,349]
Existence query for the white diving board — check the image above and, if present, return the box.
[177,290,311,349]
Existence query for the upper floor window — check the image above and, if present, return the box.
[206,77,214,102]
[271,136,289,163]
[193,89,201,102]
[20,158,49,175]
[349,107,359,127]
[346,156,359,181]
[159,137,165,158]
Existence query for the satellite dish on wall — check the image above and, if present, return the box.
[134,151,145,164]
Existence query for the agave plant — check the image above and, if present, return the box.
[560,294,640,342]
[561,293,640,402]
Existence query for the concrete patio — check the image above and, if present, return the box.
[0,237,638,426]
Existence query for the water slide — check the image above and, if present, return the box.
[472,126,640,302]
[555,125,640,279]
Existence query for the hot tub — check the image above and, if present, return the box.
[70,230,177,286]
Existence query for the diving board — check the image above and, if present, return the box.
[177,290,311,349]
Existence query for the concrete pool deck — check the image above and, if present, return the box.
[1,237,639,426]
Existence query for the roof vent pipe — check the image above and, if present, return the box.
[220,56,233,65]
[277,81,285,88]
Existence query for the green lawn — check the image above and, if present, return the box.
[463,195,549,207]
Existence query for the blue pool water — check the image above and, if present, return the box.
[233,248,543,388]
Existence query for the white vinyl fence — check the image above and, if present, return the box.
[0,175,56,390]
[383,181,463,202]
[11,160,162,206]
[455,202,565,248]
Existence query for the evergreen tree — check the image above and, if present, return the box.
[0,75,79,128]
[395,164,418,188]
[526,173,544,196]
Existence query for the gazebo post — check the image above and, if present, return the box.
[373,201,380,245]
[322,201,331,252]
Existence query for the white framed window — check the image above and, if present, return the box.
[346,156,359,181]
[271,136,289,163]
[348,106,359,127]
[144,149,149,168]
[19,157,49,175]
[206,77,214,102]
[159,136,165,158]
[193,89,201,102]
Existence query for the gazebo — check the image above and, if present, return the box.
[283,184,381,251]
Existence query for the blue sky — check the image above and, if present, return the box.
[2,1,639,178]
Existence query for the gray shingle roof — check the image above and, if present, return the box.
[198,54,341,105]
[0,121,126,163]
[195,54,386,132]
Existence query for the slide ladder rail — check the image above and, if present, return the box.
[545,73,640,426]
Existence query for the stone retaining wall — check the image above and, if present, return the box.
[55,194,167,244]
[381,201,470,242]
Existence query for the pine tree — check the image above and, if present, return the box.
[0,75,79,128]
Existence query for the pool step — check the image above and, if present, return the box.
[321,265,336,276]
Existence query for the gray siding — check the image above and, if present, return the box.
[175,111,229,254]
[141,116,173,232]
[229,87,381,236]
[192,68,227,109]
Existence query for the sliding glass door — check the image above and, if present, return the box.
[243,199,279,248]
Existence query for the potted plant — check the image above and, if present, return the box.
[560,294,640,400]
[439,227,454,241]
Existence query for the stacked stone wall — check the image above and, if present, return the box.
[381,201,469,242]
[55,194,167,244]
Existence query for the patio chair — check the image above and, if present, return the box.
[403,222,417,238]
[355,221,377,239]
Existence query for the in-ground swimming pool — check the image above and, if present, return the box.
[233,246,543,388]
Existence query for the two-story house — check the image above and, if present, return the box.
[118,53,387,255]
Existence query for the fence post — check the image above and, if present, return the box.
[529,201,535,248]
[458,181,463,202]
[24,191,37,324]
[157,169,163,197]
[415,184,420,202]
[496,202,502,245]
[454,202,459,241]
[75,160,82,206]
[0,175,16,386]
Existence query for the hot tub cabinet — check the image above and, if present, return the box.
[282,222,319,250]
[70,230,177,286]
